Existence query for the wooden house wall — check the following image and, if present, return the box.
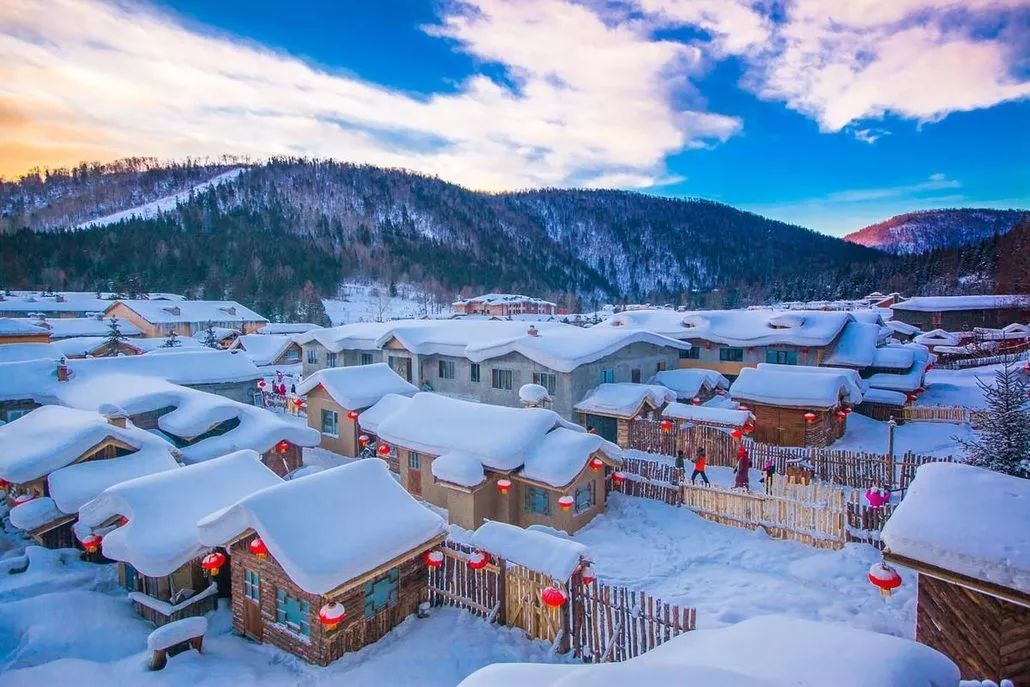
[123,557,217,627]
[260,443,303,477]
[747,403,842,448]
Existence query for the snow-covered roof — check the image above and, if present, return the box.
[470,521,590,580]
[730,366,861,409]
[883,462,1030,596]
[866,346,929,394]
[357,393,413,434]
[453,293,556,307]
[871,345,916,370]
[0,358,57,403]
[105,299,268,324]
[755,363,867,401]
[79,450,283,577]
[601,309,852,348]
[197,459,446,595]
[913,329,962,347]
[256,322,319,335]
[0,342,63,364]
[518,383,551,405]
[649,368,729,400]
[192,326,239,341]
[0,405,172,484]
[229,334,298,366]
[296,362,417,410]
[885,319,921,337]
[974,323,1030,340]
[298,319,688,373]
[0,318,50,336]
[662,403,751,428]
[458,615,958,687]
[50,336,119,357]
[19,316,142,339]
[0,292,121,315]
[9,496,65,532]
[370,393,572,473]
[893,294,1027,312]
[574,383,676,418]
[431,451,487,488]
[65,349,260,385]
[520,428,622,488]
[822,321,881,367]
[48,445,180,515]
[861,388,908,406]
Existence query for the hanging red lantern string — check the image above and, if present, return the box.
[558,495,575,511]
[257,379,267,390]
[202,551,227,576]
[467,551,489,570]
[868,561,902,598]
[836,410,847,420]
[118,516,129,526]
[250,537,269,559]
[691,397,701,405]
[496,479,512,494]
[318,602,346,631]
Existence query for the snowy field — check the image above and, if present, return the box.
[322,282,446,325]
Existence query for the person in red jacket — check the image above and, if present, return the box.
[691,447,710,485]
[734,444,751,491]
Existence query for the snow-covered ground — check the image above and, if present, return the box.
[322,282,446,325]
[835,413,974,457]
[921,364,1001,409]
[75,169,246,230]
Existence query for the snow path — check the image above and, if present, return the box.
[75,169,245,230]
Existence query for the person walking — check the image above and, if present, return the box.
[733,444,751,491]
[691,447,710,486]
[761,457,775,494]
[674,450,685,485]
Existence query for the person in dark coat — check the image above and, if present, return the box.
[733,444,751,490]
[691,447,710,485]
[674,450,685,485]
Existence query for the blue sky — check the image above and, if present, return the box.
[1,0,1027,235]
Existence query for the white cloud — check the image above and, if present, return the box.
[0,0,740,187]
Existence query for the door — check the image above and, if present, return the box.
[389,356,412,382]
[243,568,263,642]
[407,452,422,497]
[583,414,618,443]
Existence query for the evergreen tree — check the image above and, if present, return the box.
[956,358,1030,478]
[104,317,128,349]
[201,322,220,348]
[163,330,181,348]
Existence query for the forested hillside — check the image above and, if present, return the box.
[844,208,1026,254]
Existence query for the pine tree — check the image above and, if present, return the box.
[104,317,127,350]
[201,323,220,348]
[163,330,181,348]
[956,358,1030,478]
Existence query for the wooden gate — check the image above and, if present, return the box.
[505,564,564,645]
[427,543,502,620]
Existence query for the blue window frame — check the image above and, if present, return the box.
[574,483,594,514]
[719,347,744,362]
[306,348,318,364]
[766,349,798,365]
[276,588,310,636]
[525,486,551,515]
[680,347,699,359]
[600,369,615,384]
[408,451,421,470]
[321,409,339,436]
[244,569,260,601]
[364,568,399,618]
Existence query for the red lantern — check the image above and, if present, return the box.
[497,479,512,494]
[276,441,289,454]
[257,379,266,389]
[801,348,809,354]
[581,565,596,585]
[906,393,918,403]
[558,495,575,511]
[249,537,269,559]
[424,550,444,569]
[80,533,102,554]
[743,421,755,434]
[803,412,816,424]
[377,443,391,457]
[358,434,370,446]
[202,551,227,576]
[541,586,567,608]
[118,516,129,527]
[691,397,701,405]
[612,471,626,486]
[0,478,9,490]
[843,407,853,415]
[318,602,346,631]
[467,551,489,571]
[868,562,902,597]
[589,457,603,472]
[730,428,742,441]
[836,410,847,420]
[346,410,359,421]
[659,419,673,432]
[293,398,303,408]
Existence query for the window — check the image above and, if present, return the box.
[360,352,374,365]
[438,360,455,379]
[326,352,338,368]
[600,368,615,384]
[244,569,260,601]
[470,363,481,383]
[525,486,551,515]
[321,409,339,436]
[306,348,318,365]
[492,368,513,390]
[656,361,667,372]
[275,588,310,636]
[719,347,744,362]
[766,349,798,365]
[574,482,595,514]
[408,451,421,470]
[4,408,31,423]
[533,372,557,394]
[680,347,699,360]
[630,369,641,384]
[364,568,399,618]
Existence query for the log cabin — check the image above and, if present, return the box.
[573,382,677,446]
[102,299,268,338]
[196,459,447,666]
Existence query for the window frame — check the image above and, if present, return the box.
[408,451,422,470]
[363,568,400,619]
[719,347,744,362]
[491,368,514,390]
[306,348,318,365]
[680,347,700,360]
[574,481,595,514]
[275,588,311,636]
[321,409,339,437]
[524,486,551,515]
[438,360,455,379]
[532,371,557,394]
[360,352,374,365]
[600,368,615,384]
[765,349,798,365]
[325,352,338,368]
[244,569,260,601]
[470,363,481,383]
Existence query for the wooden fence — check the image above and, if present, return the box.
[627,419,677,456]
[936,350,1028,369]
[428,540,695,662]
[901,405,969,424]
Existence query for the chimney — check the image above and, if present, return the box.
[56,357,71,382]
[55,294,66,303]
[163,306,181,317]
[527,325,539,337]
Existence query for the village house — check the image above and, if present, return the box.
[229,334,303,369]
[9,315,143,339]
[0,291,121,318]
[296,363,417,457]
[192,326,242,348]
[256,322,320,335]
[102,299,269,338]
[882,462,1030,685]
[0,405,179,547]
[196,459,447,666]
[0,342,65,365]
[361,392,622,533]
[298,319,688,420]
[573,383,677,445]
[0,318,52,344]
[77,450,283,626]
[891,294,1029,331]
[452,293,558,317]
[728,364,864,447]
[51,334,206,359]
[649,368,729,403]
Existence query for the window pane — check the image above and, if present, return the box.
[470,363,480,383]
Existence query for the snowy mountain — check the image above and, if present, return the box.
[843,208,1027,254]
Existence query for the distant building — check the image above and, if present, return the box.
[103,299,268,338]
[0,318,51,345]
[891,295,1029,331]
[452,293,557,317]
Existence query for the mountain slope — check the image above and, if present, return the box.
[844,208,1026,254]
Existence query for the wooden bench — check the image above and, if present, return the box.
[147,616,208,670]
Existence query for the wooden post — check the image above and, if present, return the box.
[496,557,507,626]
